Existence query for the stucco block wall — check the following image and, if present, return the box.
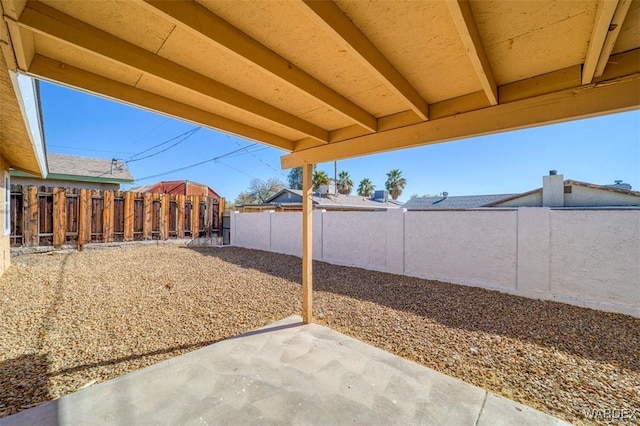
[231,208,640,317]
[404,211,517,289]
[0,155,10,275]
[549,210,640,310]
[322,211,387,271]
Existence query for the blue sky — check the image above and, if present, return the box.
[40,81,639,201]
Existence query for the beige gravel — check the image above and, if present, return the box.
[0,245,638,425]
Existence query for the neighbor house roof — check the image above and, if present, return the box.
[405,178,640,210]
[247,188,402,211]
[484,179,640,206]
[11,153,134,184]
[403,194,516,210]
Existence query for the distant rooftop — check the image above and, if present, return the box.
[11,153,134,184]
[253,188,402,210]
[403,194,516,210]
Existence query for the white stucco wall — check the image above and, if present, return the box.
[404,211,517,290]
[230,208,640,317]
[549,210,640,311]
[233,211,271,251]
[322,211,387,271]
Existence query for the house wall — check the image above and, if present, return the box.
[231,208,640,318]
[11,176,120,190]
[0,155,10,275]
[495,191,542,207]
[565,185,640,206]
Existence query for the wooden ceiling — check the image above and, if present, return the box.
[1,0,639,169]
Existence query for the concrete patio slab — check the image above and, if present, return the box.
[0,316,569,425]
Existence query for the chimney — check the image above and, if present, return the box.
[542,170,564,207]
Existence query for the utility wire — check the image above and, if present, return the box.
[228,135,286,177]
[134,143,259,182]
[126,127,201,162]
[128,118,170,149]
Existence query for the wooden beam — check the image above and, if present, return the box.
[499,66,582,104]
[176,194,185,239]
[192,196,200,237]
[28,55,295,151]
[17,2,328,143]
[140,0,376,133]
[24,184,37,246]
[143,192,153,240]
[281,74,640,168]
[297,0,428,121]
[123,191,134,241]
[301,162,313,324]
[445,0,498,105]
[582,0,619,84]
[160,194,169,240]
[52,187,65,247]
[103,189,114,243]
[594,0,633,78]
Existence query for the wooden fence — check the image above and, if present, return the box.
[10,185,224,247]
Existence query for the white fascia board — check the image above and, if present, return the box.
[9,72,48,177]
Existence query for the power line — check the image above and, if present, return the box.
[126,127,201,162]
[128,118,170,149]
[134,143,259,182]
[228,135,286,177]
[215,160,259,179]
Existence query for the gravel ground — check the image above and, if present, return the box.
[1,245,638,425]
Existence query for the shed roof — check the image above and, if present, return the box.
[130,180,220,197]
[1,0,637,168]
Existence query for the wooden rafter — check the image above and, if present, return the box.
[582,0,619,85]
[28,55,295,151]
[296,0,428,121]
[594,0,633,78]
[16,1,328,143]
[445,0,498,105]
[282,74,640,168]
[140,0,377,133]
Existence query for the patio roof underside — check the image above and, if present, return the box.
[1,0,639,168]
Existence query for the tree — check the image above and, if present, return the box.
[234,177,285,205]
[336,170,354,195]
[312,170,330,190]
[287,165,317,189]
[357,178,375,197]
[385,169,407,200]
[287,167,303,189]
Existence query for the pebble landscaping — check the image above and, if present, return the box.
[0,245,638,425]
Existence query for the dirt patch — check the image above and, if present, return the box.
[1,246,638,425]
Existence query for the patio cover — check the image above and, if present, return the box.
[1,0,639,321]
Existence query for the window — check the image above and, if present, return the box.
[4,172,10,236]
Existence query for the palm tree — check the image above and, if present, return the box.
[385,169,407,200]
[357,178,375,197]
[336,170,354,195]
[312,170,330,190]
